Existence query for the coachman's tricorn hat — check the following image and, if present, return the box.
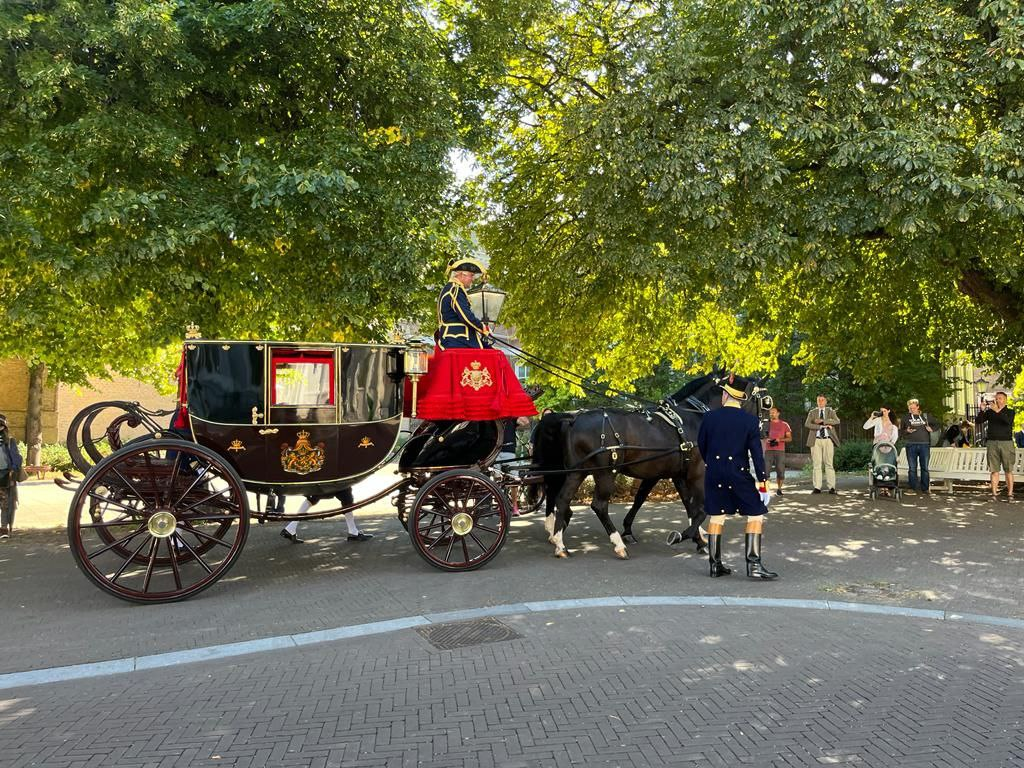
[721,374,749,401]
[447,257,486,275]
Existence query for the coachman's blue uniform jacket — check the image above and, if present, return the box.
[436,280,492,350]
[697,404,769,517]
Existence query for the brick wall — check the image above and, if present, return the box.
[57,376,176,443]
[1,358,175,444]
[0,358,59,443]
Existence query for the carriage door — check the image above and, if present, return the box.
[264,348,340,484]
[185,342,268,482]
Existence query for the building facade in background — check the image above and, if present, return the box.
[0,358,174,444]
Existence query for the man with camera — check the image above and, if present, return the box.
[763,406,792,495]
[976,391,1016,502]
[900,398,939,495]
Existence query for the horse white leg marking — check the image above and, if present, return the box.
[553,530,568,558]
[610,530,628,560]
[544,513,555,542]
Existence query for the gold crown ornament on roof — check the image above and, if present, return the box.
[185,322,202,339]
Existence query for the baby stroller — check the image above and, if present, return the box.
[868,441,902,501]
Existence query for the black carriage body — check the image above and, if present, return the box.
[183,340,406,496]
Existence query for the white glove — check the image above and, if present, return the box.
[759,489,771,508]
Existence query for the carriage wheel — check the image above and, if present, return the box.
[409,469,510,572]
[68,439,249,603]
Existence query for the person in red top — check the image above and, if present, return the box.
[763,406,793,496]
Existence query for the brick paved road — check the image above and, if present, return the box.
[2,607,1023,767]
[1,478,1021,675]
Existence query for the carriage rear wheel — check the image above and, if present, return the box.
[68,439,249,603]
[409,469,510,572]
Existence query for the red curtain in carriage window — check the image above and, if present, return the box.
[270,350,335,406]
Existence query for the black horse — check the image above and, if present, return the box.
[532,373,769,559]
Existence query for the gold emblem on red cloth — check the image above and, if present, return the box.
[358,436,374,449]
[227,440,245,453]
[460,361,493,391]
[280,430,326,475]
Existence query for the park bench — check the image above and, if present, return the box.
[23,464,51,480]
[897,447,1023,492]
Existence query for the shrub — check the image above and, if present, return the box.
[573,472,638,503]
[833,439,873,472]
[39,442,73,472]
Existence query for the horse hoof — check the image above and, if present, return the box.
[555,549,569,559]
[614,547,629,560]
[623,533,638,544]
[665,531,683,546]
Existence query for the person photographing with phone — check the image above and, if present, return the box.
[863,407,899,445]
[976,390,1017,502]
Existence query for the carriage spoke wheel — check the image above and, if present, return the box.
[68,439,249,603]
[410,469,510,572]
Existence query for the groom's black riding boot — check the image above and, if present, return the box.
[707,534,732,577]
[745,532,778,580]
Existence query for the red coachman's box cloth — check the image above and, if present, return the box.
[406,348,537,421]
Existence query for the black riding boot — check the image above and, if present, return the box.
[745,532,778,580]
[707,534,732,577]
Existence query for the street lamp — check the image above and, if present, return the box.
[467,284,507,325]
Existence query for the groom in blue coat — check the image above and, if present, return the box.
[697,376,778,580]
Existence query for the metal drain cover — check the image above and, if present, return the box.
[416,617,523,650]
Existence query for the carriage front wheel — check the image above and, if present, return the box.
[409,469,510,572]
[68,439,249,604]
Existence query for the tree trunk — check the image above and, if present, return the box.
[25,362,46,466]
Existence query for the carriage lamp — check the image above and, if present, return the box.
[404,344,430,418]
[467,284,507,324]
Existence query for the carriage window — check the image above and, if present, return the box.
[271,350,335,406]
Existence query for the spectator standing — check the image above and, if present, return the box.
[976,391,1016,502]
[805,395,841,495]
[863,407,899,445]
[0,414,24,539]
[864,407,899,497]
[763,407,792,495]
[900,398,939,495]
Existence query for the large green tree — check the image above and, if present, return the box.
[1,0,479,383]
[461,0,1024,389]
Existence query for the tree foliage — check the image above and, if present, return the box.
[0,0,477,382]
[463,0,1024,389]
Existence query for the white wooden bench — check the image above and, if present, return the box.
[898,447,1023,492]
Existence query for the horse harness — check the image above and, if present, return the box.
[582,397,703,470]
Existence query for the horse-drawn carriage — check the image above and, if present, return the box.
[61,331,538,603]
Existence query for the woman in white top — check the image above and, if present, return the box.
[863,406,899,444]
